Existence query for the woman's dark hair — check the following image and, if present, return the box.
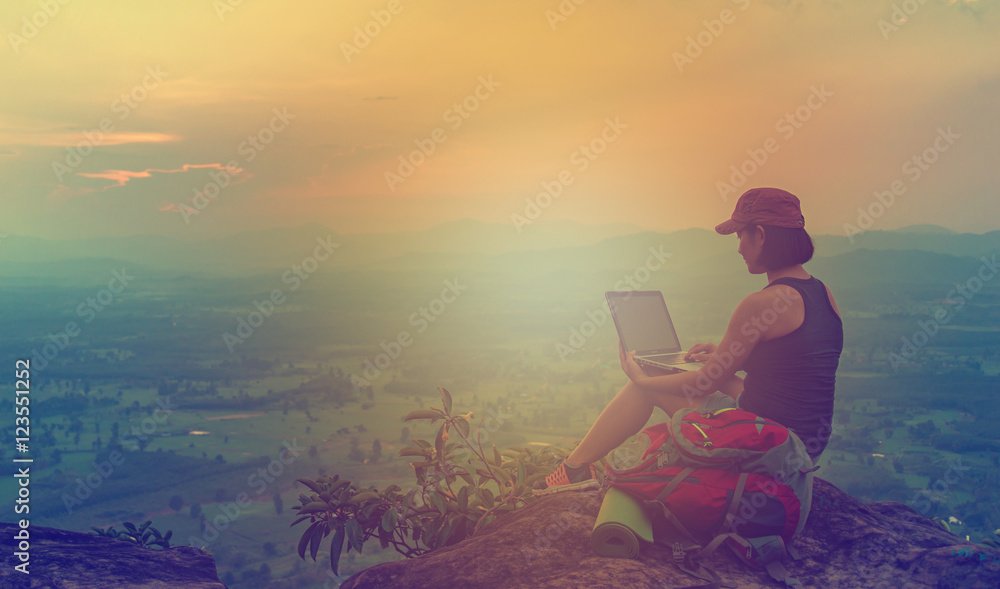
[738,224,814,270]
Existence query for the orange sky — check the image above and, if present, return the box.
[0,0,997,240]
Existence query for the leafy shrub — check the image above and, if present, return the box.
[91,520,173,549]
[291,387,575,575]
[982,529,1000,549]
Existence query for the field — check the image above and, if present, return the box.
[2,265,998,587]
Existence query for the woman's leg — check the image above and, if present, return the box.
[566,373,745,466]
[565,380,657,466]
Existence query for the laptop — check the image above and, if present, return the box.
[605,291,705,373]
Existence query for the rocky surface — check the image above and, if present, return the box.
[342,477,1000,589]
[0,522,227,589]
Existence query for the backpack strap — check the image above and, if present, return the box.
[654,503,701,546]
[786,542,803,561]
[764,560,803,587]
[669,542,736,589]
[655,466,697,502]
[696,532,753,562]
[722,534,805,588]
[722,472,750,533]
[651,507,737,589]
[749,535,787,563]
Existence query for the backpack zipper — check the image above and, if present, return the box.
[689,416,782,429]
[674,413,785,464]
[609,472,702,486]
[689,423,714,447]
[703,408,738,419]
[610,453,662,476]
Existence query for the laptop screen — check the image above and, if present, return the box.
[606,291,682,354]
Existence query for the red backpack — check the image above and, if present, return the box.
[605,407,820,588]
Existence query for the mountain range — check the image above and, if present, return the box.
[0,221,996,289]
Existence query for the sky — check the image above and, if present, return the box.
[0,0,997,241]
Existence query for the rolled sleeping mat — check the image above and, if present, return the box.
[591,487,654,558]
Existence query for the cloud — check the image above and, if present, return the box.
[81,162,243,187]
[0,131,180,147]
[50,163,249,201]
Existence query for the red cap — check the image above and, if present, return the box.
[715,187,805,235]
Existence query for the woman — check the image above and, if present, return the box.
[535,187,844,494]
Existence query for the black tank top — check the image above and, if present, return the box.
[737,276,843,460]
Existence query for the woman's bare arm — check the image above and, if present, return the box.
[718,373,744,399]
[635,292,769,401]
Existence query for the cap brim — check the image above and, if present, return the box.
[715,219,739,235]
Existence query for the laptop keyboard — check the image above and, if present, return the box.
[642,353,685,364]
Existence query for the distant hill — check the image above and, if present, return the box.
[0,219,643,276]
[0,257,161,287]
[808,248,990,288]
[894,224,956,235]
[0,222,995,285]
[813,228,1000,259]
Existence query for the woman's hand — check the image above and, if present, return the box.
[619,339,649,386]
[684,342,717,362]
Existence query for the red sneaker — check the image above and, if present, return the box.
[532,459,600,495]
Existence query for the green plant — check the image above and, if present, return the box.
[982,529,1000,549]
[91,520,173,549]
[90,525,120,539]
[291,387,577,575]
[931,516,951,533]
